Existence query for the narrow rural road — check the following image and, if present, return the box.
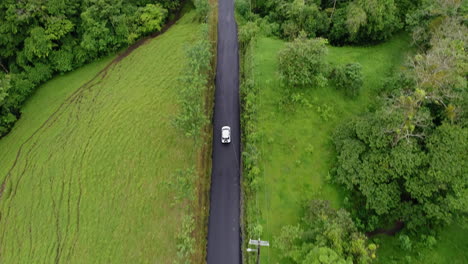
[206,0,241,263]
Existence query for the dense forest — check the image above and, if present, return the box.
[333,0,467,233]
[236,0,421,44]
[0,0,183,137]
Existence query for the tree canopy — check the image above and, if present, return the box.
[333,1,467,232]
[276,200,376,263]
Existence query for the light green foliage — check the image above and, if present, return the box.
[238,21,259,55]
[136,4,168,35]
[24,27,53,60]
[176,214,196,264]
[175,25,212,141]
[346,2,367,40]
[193,0,210,22]
[278,0,328,40]
[245,35,410,263]
[275,200,375,264]
[45,17,74,40]
[353,0,401,41]
[278,36,328,89]
[0,11,202,263]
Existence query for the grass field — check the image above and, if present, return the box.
[0,10,204,263]
[247,35,466,263]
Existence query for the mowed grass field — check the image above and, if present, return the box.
[0,11,202,263]
[250,35,468,263]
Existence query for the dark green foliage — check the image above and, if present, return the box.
[246,0,418,44]
[277,0,329,40]
[330,63,363,97]
[334,112,467,231]
[406,0,463,50]
[0,0,181,138]
[328,7,349,45]
[333,4,468,232]
[235,0,253,20]
[275,200,377,263]
[278,36,328,89]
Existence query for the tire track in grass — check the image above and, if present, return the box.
[0,5,183,201]
[0,9,185,261]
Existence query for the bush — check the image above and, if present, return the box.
[275,200,376,264]
[193,0,210,22]
[330,63,363,97]
[399,234,412,251]
[235,0,252,20]
[278,36,328,89]
[238,21,259,55]
[135,4,168,35]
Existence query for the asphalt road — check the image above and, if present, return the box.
[206,0,241,263]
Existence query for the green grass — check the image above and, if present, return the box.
[250,34,412,263]
[0,11,202,263]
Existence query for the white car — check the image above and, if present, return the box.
[221,126,231,144]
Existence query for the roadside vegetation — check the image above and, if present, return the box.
[237,0,467,263]
[0,4,212,263]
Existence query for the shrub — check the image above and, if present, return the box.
[278,36,328,89]
[176,214,196,264]
[238,21,259,55]
[330,63,363,97]
[193,0,210,22]
[235,0,252,20]
[276,200,376,264]
[399,234,412,251]
[136,4,168,35]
